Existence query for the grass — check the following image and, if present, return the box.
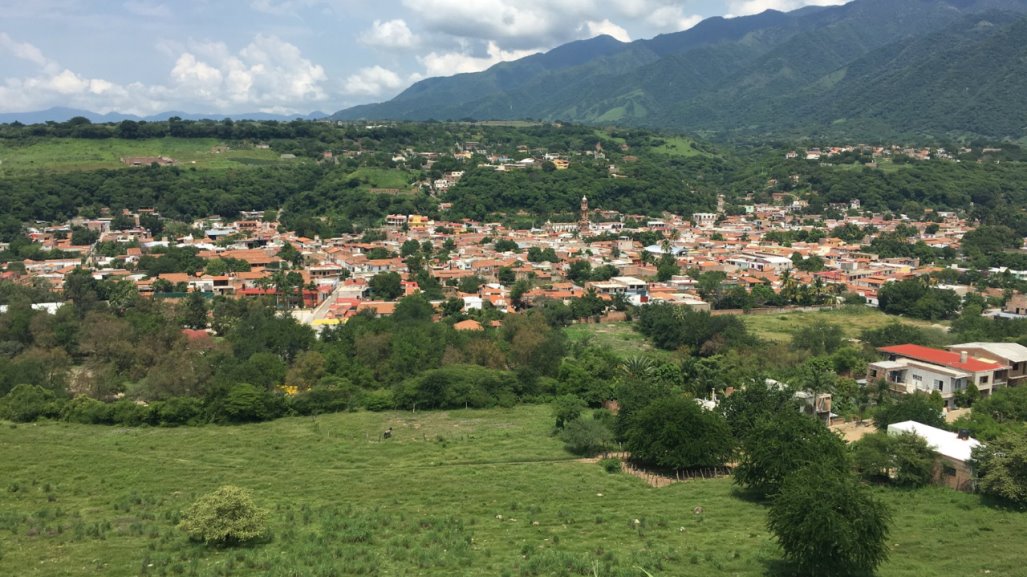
[738,306,949,344]
[565,322,678,362]
[650,136,712,158]
[1,405,1026,576]
[565,307,948,356]
[0,138,296,172]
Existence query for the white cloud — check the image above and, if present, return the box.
[0,32,60,74]
[419,41,540,77]
[0,32,328,115]
[343,65,404,96]
[646,7,703,33]
[727,0,848,17]
[584,19,631,43]
[123,1,172,18]
[360,19,417,49]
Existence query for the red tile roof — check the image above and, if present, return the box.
[879,344,1006,373]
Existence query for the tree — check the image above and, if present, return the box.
[624,396,734,469]
[179,485,271,546]
[566,260,592,285]
[720,380,797,442]
[851,431,935,487]
[973,428,1027,506]
[734,410,848,498]
[551,394,585,429]
[369,271,403,300]
[560,416,614,456]
[0,384,60,422]
[180,292,209,329]
[873,392,946,430]
[768,462,892,576]
[276,242,303,267]
[791,321,844,355]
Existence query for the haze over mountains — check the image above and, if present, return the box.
[333,0,1027,140]
[0,108,327,125]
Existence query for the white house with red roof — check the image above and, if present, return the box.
[867,344,1010,409]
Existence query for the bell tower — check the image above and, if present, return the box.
[579,195,590,235]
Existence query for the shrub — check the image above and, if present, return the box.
[973,428,1027,506]
[1,384,61,422]
[154,397,205,426]
[873,392,946,430]
[851,431,935,487]
[109,399,154,426]
[179,485,270,546]
[599,457,621,474]
[288,381,357,416]
[62,396,113,424]
[560,417,614,456]
[363,388,394,412]
[219,383,285,423]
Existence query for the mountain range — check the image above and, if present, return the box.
[0,107,327,125]
[332,0,1027,140]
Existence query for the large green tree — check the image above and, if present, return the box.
[624,396,734,469]
[768,462,892,576]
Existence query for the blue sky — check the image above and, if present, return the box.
[0,0,847,115]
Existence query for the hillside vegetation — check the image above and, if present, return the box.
[333,0,1027,141]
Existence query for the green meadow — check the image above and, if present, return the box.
[0,138,294,172]
[2,405,1024,577]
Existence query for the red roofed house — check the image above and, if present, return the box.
[867,344,1010,409]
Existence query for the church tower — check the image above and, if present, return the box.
[579,195,590,235]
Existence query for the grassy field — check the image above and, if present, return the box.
[2,405,1025,577]
[650,136,713,158]
[738,306,950,344]
[565,322,677,362]
[566,307,949,356]
[0,138,296,172]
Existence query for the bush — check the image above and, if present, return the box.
[219,383,285,423]
[768,463,892,576]
[288,381,357,416]
[973,428,1027,506]
[851,431,935,487]
[551,394,586,429]
[154,397,205,426]
[873,392,946,430]
[62,396,113,424]
[110,399,154,426]
[1,384,60,422]
[599,457,621,474]
[362,388,394,412]
[179,485,270,546]
[560,417,614,456]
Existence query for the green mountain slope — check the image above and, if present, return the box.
[332,0,1027,139]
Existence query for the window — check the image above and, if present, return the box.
[869,369,877,378]
[943,465,957,477]
[981,376,989,384]
[912,374,922,382]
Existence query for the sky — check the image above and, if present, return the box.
[0,0,848,116]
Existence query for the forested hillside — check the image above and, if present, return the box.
[333,0,1027,140]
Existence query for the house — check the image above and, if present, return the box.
[867,344,1010,409]
[947,342,1027,386]
[887,421,980,491]
[1004,293,1027,317]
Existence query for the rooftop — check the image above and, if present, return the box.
[879,344,1006,373]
